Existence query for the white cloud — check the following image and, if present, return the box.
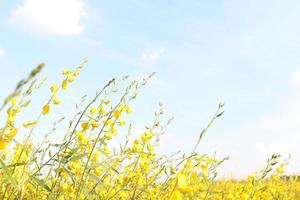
[141,48,165,63]
[10,0,86,36]
[0,48,4,57]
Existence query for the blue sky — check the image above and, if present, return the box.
[1,0,300,177]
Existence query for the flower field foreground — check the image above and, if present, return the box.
[0,60,299,200]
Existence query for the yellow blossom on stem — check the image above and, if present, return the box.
[89,107,97,115]
[6,128,18,140]
[104,132,113,140]
[62,79,68,90]
[113,109,121,118]
[118,120,126,126]
[23,121,37,128]
[53,96,61,105]
[104,100,110,105]
[103,146,111,154]
[124,104,132,114]
[67,75,75,83]
[177,173,187,189]
[276,165,285,174]
[0,138,8,150]
[91,120,99,128]
[42,104,50,115]
[99,105,105,115]
[50,85,59,93]
[81,122,89,131]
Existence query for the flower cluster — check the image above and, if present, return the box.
[0,61,299,200]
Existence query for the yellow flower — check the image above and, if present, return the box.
[76,131,85,138]
[104,100,110,105]
[42,104,50,115]
[62,79,68,90]
[170,191,183,200]
[62,69,72,76]
[94,167,102,176]
[104,132,113,140]
[53,96,61,105]
[11,97,17,106]
[50,85,59,93]
[0,138,8,150]
[74,70,80,77]
[23,121,37,128]
[91,120,99,128]
[113,110,121,118]
[89,107,97,115]
[99,105,105,115]
[77,131,88,145]
[81,122,89,131]
[103,146,111,154]
[125,104,132,114]
[141,132,154,143]
[271,174,280,181]
[276,165,285,174]
[67,75,75,83]
[177,173,187,189]
[147,144,153,151]
[133,139,139,145]
[60,182,68,190]
[190,171,198,180]
[6,128,18,140]
[118,120,126,126]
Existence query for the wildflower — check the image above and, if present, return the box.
[103,145,111,154]
[42,104,50,115]
[113,109,121,118]
[91,151,100,162]
[190,171,198,180]
[91,120,99,128]
[81,122,89,131]
[118,120,126,126]
[177,173,187,189]
[124,104,132,114]
[141,132,154,143]
[74,70,80,76]
[0,138,8,150]
[11,97,17,106]
[60,182,68,190]
[62,69,72,76]
[23,121,37,128]
[6,128,18,140]
[276,165,285,174]
[104,132,113,140]
[62,79,68,90]
[50,85,59,93]
[132,139,142,152]
[89,107,97,115]
[170,191,183,200]
[94,167,102,176]
[104,100,110,105]
[99,105,105,115]
[67,75,75,83]
[53,95,61,105]
[146,144,153,151]
[77,131,88,145]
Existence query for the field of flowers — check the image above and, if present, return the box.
[0,60,299,200]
